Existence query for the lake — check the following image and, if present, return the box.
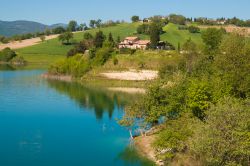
[0,69,154,166]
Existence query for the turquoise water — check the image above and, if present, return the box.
[0,69,154,166]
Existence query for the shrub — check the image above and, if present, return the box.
[0,48,17,62]
[188,26,200,33]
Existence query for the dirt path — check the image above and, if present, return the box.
[0,35,59,50]
[100,69,158,81]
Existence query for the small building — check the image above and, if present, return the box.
[119,37,150,50]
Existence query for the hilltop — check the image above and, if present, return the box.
[0,20,66,37]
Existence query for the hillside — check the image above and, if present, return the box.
[0,20,66,37]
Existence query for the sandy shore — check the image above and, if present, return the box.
[0,35,59,50]
[134,135,163,165]
[107,87,146,94]
[100,70,158,81]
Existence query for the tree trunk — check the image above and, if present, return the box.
[129,129,133,139]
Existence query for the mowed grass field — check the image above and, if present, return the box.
[16,22,203,67]
[161,23,203,48]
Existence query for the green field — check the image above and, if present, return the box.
[161,23,203,48]
[16,23,203,67]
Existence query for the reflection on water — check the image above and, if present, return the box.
[118,145,155,166]
[0,70,153,166]
[46,80,141,120]
[0,64,16,71]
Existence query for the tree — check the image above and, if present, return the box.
[169,14,186,25]
[201,28,223,58]
[0,48,17,62]
[188,26,200,33]
[95,19,102,28]
[83,32,93,40]
[68,20,78,32]
[40,35,46,42]
[116,36,121,44]
[182,39,198,73]
[149,23,161,48]
[107,32,115,47]
[58,31,74,44]
[94,31,106,48]
[131,15,140,22]
[89,20,96,28]
[52,26,65,34]
[190,97,250,166]
[215,33,250,98]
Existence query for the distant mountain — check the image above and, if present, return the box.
[49,23,68,29]
[0,20,67,37]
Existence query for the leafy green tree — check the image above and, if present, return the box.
[68,20,78,32]
[201,28,223,58]
[182,39,198,73]
[0,48,17,62]
[215,33,250,98]
[107,32,115,47]
[94,31,106,48]
[95,19,102,28]
[169,14,186,25]
[187,81,212,120]
[190,97,250,166]
[52,26,65,34]
[149,23,161,48]
[89,20,96,28]
[131,16,140,22]
[58,31,74,44]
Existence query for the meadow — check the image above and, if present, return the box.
[15,22,203,67]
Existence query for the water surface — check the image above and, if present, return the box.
[0,69,154,166]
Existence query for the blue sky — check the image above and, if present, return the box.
[0,0,250,25]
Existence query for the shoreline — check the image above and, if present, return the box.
[41,73,72,82]
[134,135,163,166]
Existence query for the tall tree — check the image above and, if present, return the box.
[182,39,198,73]
[89,20,96,28]
[94,31,106,48]
[68,20,78,32]
[201,28,223,58]
[149,23,161,48]
[131,15,140,22]
[58,32,74,44]
[95,19,102,28]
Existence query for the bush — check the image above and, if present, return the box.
[10,56,26,65]
[0,48,17,62]
[112,56,118,65]
[188,26,200,33]
[92,47,112,66]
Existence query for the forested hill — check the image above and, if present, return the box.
[0,20,66,37]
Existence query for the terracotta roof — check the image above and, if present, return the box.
[125,37,139,40]
[137,40,151,45]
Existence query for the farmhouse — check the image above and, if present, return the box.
[119,37,150,50]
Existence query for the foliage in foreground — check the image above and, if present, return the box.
[121,32,250,165]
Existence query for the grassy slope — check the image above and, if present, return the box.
[161,23,203,48]
[16,23,203,67]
